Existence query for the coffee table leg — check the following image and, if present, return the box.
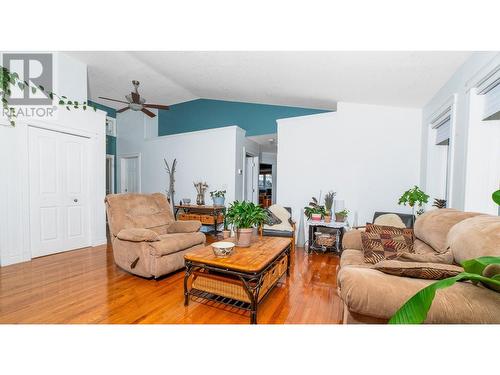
[286,248,291,276]
[241,276,262,324]
[184,263,193,306]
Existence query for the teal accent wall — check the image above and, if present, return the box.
[90,100,118,193]
[158,99,330,136]
[89,100,117,118]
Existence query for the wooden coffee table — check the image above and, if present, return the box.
[183,236,291,324]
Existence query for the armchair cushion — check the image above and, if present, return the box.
[262,204,293,232]
[117,228,161,242]
[150,232,206,256]
[167,220,202,234]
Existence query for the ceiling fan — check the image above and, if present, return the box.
[98,80,169,118]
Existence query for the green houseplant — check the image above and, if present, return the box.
[389,256,500,324]
[334,209,349,222]
[210,190,226,206]
[398,185,430,223]
[304,197,326,221]
[225,201,267,247]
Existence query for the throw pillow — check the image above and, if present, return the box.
[361,231,414,264]
[366,223,413,238]
[373,260,463,280]
[264,208,282,226]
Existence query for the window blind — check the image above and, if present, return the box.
[476,65,500,121]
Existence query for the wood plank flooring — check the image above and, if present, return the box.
[0,240,343,323]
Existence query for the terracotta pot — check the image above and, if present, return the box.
[311,213,322,221]
[222,230,231,239]
[335,214,346,222]
[324,215,331,223]
[235,228,253,247]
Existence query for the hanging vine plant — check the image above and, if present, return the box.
[0,65,96,126]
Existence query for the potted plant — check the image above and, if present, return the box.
[210,190,226,206]
[222,212,231,239]
[225,201,267,247]
[304,197,326,222]
[335,209,349,222]
[324,191,336,223]
[398,185,430,225]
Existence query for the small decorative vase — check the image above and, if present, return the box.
[311,213,322,222]
[324,215,331,223]
[222,229,231,239]
[213,196,225,206]
[196,193,205,206]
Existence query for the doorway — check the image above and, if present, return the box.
[258,163,273,207]
[28,126,91,257]
[244,155,259,203]
[119,154,141,193]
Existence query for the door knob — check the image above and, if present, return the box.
[73,198,78,203]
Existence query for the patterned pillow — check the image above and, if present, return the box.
[366,223,413,237]
[373,260,463,280]
[361,230,414,264]
[264,208,282,226]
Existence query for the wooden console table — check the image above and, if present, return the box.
[174,204,225,235]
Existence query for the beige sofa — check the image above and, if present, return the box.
[105,193,206,278]
[338,209,500,323]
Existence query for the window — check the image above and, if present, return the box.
[258,174,272,189]
[476,65,500,120]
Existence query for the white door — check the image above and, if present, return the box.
[29,127,91,257]
[244,155,259,203]
[120,155,140,193]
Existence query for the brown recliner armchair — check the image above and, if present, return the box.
[105,193,206,278]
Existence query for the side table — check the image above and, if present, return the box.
[305,220,349,254]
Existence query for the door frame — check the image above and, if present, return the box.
[243,153,259,203]
[118,152,142,193]
[28,125,93,258]
[106,154,115,195]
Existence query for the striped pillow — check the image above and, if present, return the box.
[373,260,463,280]
[361,230,414,264]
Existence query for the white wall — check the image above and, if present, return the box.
[277,103,422,231]
[420,52,500,211]
[117,109,243,205]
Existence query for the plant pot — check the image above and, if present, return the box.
[324,215,331,223]
[311,213,322,222]
[222,229,231,239]
[235,228,253,247]
[212,196,225,206]
[335,214,346,222]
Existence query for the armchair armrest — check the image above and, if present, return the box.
[167,220,202,234]
[116,228,160,242]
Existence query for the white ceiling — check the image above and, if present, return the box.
[67,51,471,110]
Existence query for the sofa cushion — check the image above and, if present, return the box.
[447,214,500,264]
[264,208,282,226]
[373,214,406,228]
[340,249,372,268]
[361,231,414,264]
[117,228,161,242]
[482,264,500,293]
[373,260,463,280]
[414,209,483,253]
[263,205,293,232]
[337,266,500,323]
[342,230,363,250]
[149,232,206,256]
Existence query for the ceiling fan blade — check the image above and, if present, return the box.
[98,96,129,104]
[143,104,170,110]
[116,107,130,113]
[141,108,156,118]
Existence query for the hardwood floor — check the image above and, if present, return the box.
[0,240,343,324]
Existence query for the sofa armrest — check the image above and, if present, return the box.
[117,228,160,242]
[342,229,363,250]
[167,220,202,234]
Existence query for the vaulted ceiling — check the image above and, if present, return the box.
[68,51,471,110]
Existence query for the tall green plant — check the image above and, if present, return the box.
[389,256,500,324]
[1,65,94,126]
[493,189,500,205]
[398,185,429,218]
[225,201,267,229]
[324,191,336,212]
